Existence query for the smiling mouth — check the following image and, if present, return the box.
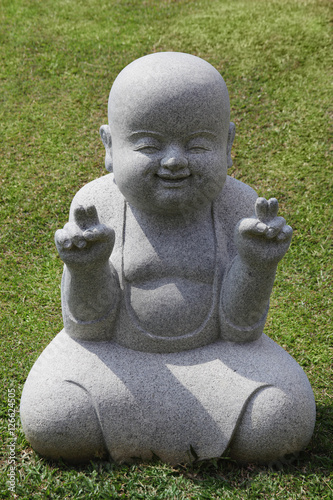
[157,174,191,185]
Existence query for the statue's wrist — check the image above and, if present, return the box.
[238,256,278,276]
[65,258,111,275]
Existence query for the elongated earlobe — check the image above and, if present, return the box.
[227,122,236,168]
[100,125,113,172]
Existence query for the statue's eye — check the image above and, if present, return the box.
[135,145,160,153]
[186,138,212,153]
[134,139,161,153]
[188,146,209,152]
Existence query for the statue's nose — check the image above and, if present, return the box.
[160,151,188,171]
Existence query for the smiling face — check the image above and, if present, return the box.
[107,53,231,215]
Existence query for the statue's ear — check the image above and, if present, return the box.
[227,122,236,168]
[100,125,113,172]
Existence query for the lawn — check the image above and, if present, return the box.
[1,0,332,498]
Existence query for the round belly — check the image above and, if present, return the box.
[127,278,213,337]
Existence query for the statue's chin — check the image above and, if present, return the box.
[128,198,211,216]
[122,182,226,216]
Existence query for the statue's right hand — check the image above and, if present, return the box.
[55,205,115,268]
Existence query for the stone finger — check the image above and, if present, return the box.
[73,206,88,230]
[255,197,268,222]
[267,198,279,218]
[72,234,87,248]
[265,216,286,239]
[266,226,279,239]
[55,229,72,249]
[63,222,84,247]
[83,225,114,242]
[85,205,99,224]
[277,225,293,241]
[82,228,99,241]
[74,205,99,231]
[255,222,268,235]
[239,218,267,236]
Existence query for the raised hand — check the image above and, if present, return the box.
[235,197,293,268]
[55,205,115,268]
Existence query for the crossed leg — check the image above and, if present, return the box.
[21,379,107,463]
[228,386,315,464]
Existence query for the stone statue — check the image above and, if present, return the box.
[20,52,315,465]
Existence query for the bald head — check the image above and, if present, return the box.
[108,52,231,141]
[100,53,235,214]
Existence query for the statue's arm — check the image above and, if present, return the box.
[55,205,120,341]
[220,197,292,342]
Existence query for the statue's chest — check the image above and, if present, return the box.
[110,203,225,342]
[122,207,216,284]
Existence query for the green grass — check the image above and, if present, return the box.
[1,0,332,498]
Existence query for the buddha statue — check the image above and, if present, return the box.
[20,52,315,464]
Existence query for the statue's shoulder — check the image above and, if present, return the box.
[214,177,258,258]
[70,173,119,207]
[69,174,124,224]
[216,176,258,224]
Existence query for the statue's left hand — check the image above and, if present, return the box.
[55,205,115,269]
[235,197,293,269]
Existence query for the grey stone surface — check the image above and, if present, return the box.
[20,52,316,465]
[21,331,315,464]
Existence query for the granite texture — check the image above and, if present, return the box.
[21,331,315,464]
[20,52,316,464]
